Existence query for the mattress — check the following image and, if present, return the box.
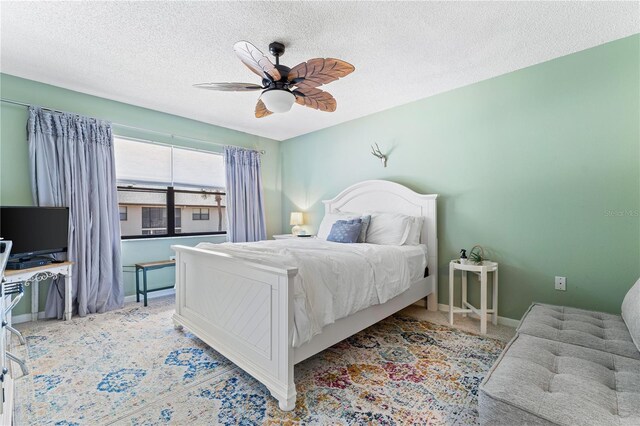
[196,239,428,346]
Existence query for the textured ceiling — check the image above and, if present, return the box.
[1,2,638,141]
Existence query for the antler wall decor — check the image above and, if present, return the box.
[370,143,388,167]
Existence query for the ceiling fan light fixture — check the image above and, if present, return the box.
[195,41,354,118]
[260,89,295,113]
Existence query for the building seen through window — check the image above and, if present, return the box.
[114,137,226,238]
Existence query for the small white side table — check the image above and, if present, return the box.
[273,234,316,240]
[449,260,498,334]
[4,262,73,321]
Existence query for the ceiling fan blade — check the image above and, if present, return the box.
[293,88,337,112]
[255,99,273,118]
[193,82,263,92]
[233,41,281,82]
[288,58,354,89]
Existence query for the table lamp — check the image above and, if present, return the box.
[290,212,304,236]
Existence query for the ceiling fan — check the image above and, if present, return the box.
[194,41,355,118]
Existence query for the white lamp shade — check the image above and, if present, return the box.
[290,212,304,226]
[261,89,295,113]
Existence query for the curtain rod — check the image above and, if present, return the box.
[0,97,266,154]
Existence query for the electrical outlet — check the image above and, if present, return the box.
[555,276,566,291]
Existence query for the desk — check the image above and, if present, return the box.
[448,260,498,334]
[4,261,73,321]
[135,260,175,307]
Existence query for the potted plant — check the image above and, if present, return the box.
[469,245,485,265]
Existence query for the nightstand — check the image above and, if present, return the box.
[449,259,498,334]
[273,234,316,240]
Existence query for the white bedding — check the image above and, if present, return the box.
[196,239,427,347]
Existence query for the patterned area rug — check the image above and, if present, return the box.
[14,298,504,425]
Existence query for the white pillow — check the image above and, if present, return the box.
[365,212,413,245]
[317,212,361,240]
[404,216,425,246]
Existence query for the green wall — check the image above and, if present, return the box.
[0,73,281,316]
[280,35,640,320]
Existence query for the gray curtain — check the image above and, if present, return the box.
[28,106,124,318]
[224,146,266,242]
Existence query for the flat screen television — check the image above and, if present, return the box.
[0,206,69,260]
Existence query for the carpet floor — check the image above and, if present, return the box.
[14,298,504,425]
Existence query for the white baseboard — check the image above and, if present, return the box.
[124,288,175,303]
[11,288,177,324]
[411,300,520,328]
[438,303,520,328]
[12,312,47,324]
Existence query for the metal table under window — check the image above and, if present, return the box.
[135,260,176,306]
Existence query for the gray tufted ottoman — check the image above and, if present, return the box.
[516,303,639,360]
[480,278,640,425]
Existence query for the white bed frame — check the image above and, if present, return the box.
[171,180,438,410]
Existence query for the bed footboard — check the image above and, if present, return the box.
[171,245,298,411]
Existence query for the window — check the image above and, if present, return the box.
[175,208,182,233]
[192,208,210,221]
[114,137,226,238]
[142,207,166,232]
[140,207,182,235]
[114,137,225,188]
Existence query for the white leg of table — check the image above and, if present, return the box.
[461,270,468,317]
[480,270,487,335]
[449,263,455,326]
[492,269,498,326]
[31,281,38,322]
[64,268,72,321]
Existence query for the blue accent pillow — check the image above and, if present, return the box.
[358,215,371,243]
[327,219,363,243]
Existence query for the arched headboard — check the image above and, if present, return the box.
[323,180,438,310]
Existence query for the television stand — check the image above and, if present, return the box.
[4,262,73,321]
